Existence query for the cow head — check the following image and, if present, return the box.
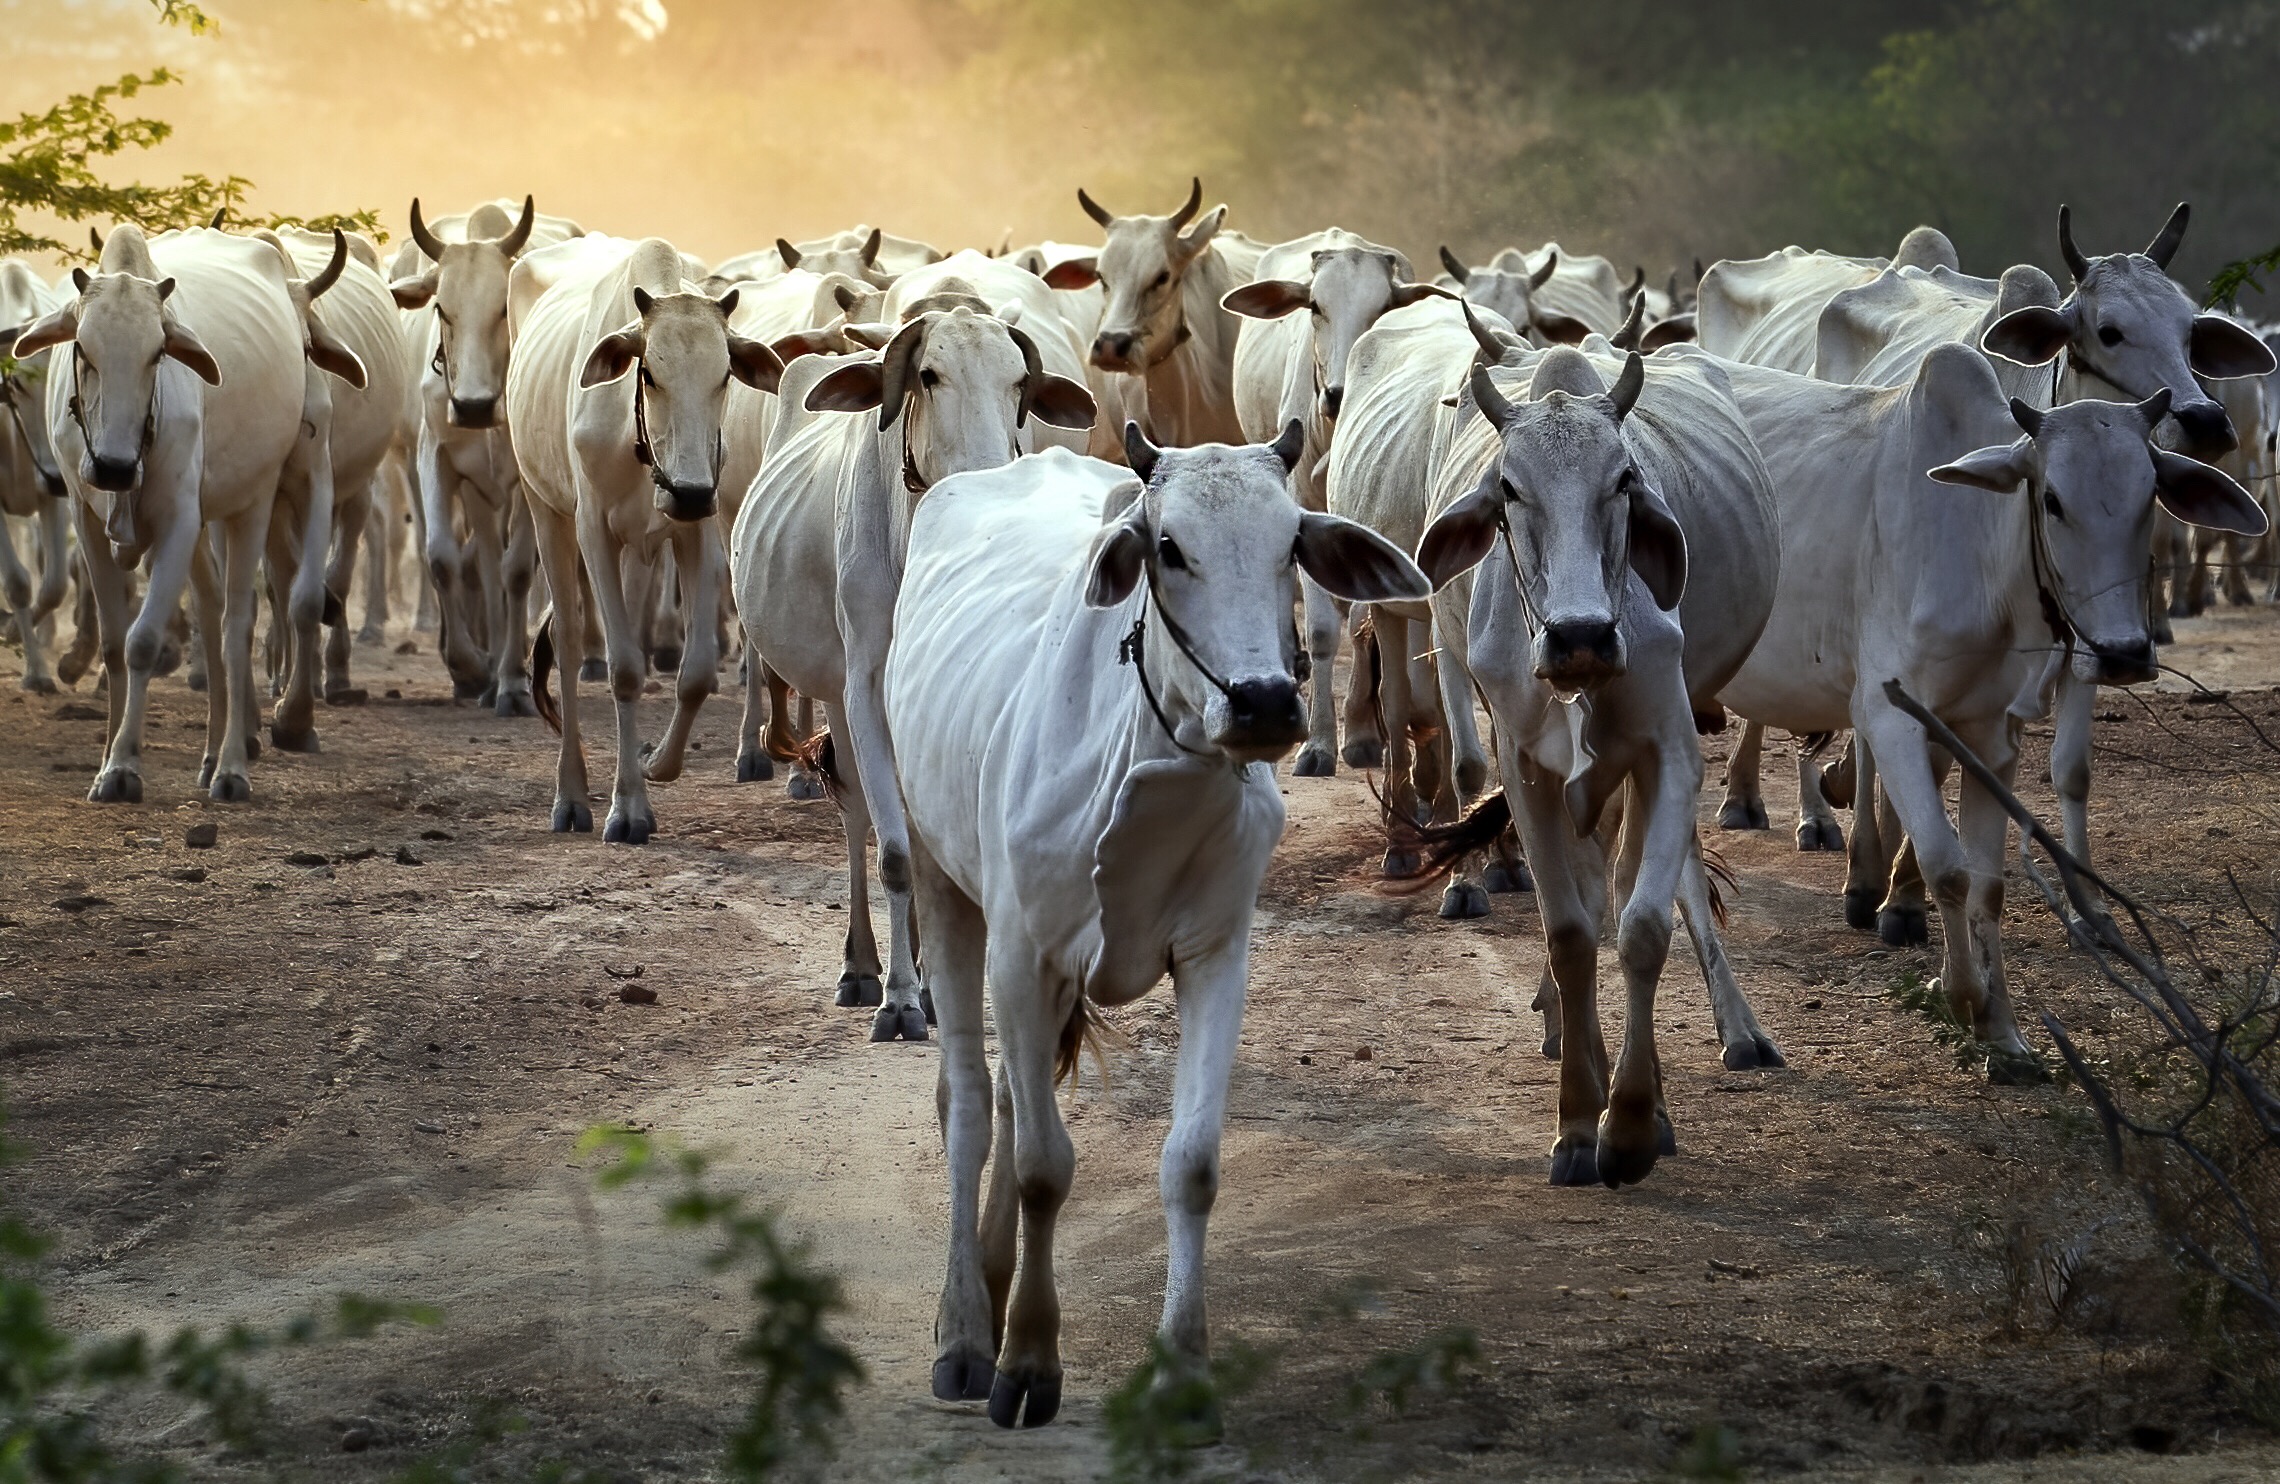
[1981,204,2277,459]
[776,227,895,289]
[1044,178,1226,375]
[13,227,220,538]
[0,318,65,498]
[1418,349,1684,694]
[581,280,785,522]
[1222,242,1448,423]
[803,302,1095,488]
[1439,246,1592,348]
[1089,420,1428,760]
[1931,389,2266,685]
[390,195,537,429]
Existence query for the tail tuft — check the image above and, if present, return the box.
[532,607,562,735]
[1698,830,1739,927]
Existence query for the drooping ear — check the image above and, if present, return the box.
[1269,418,1305,472]
[1176,204,1225,258]
[1041,256,1100,292]
[160,311,222,386]
[1389,280,1453,309]
[768,328,839,365]
[727,333,785,394]
[1531,311,1593,346]
[1980,303,2073,366]
[11,304,79,360]
[1928,438,2033,492]
[1124,420,1162,482]
[775,238,802,271]
[1221,279,1309,319]
[1414,471,1502,590]
[390,269,440,311]
[1626,476,1687,610]
[578,323,644,388]
[873,315,929,430]
[1027,374,1097,430]
[1085,497,1149,608]
[804,356,886,414]
[1296,510,1431,603]
[2151,447,2266,535]
[1640,314,1696,351]
[306,317,369,389]
[2188,314,2278,380]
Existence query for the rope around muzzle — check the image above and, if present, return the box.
[1114,540,1306,760]
[67,344,158,495]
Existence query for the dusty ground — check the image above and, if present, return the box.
[2,597,2279,1484]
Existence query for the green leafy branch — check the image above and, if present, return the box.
[2207,244,2280,310]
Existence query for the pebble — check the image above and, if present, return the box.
[185,823,218,849]
[413,1121,443,1135]
[1354,1045,1373,1061]
[394,846,424,866]
[618,984,658,1006]
[284,852,329,868]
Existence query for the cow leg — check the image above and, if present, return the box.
[577,567,606,682]
[492,486,536,716]
[1875,751,1938,948]
[187,537,225,786]
[639,523,720,784]
[576,508,654,845]
[1679,832,1782,1070]
[1854,701,1986,1056]
[531,504,592,833]
[1508,766,1609,1185]
[2044,670,2096,942]
[774,674,826,800]
[1601,756,1701,1188]
[1436,619,1490,799]
[1842,740,1888,931]
[72,506,137,801]
[987,959,1076,1429]
[920,837,997,1404]
[648,545,685,675]
[207,511,269,802]
[1956,728,2038,1081]
[57,549,97,688]
[1155,941,1249,1419]
[820,704,884,1007]
[1377,613,1421,878]
[1292,573,1343,776]
[1717,721,1770,830]
[1338,603,1381,769]
[0,514,44,693]
[418,433,489,697]
[21,498,69,693]
[324,474,373,702]
[835,558,928,1041]
[263,511,321,754]
[733,658,772,782]
[461,496,510,711]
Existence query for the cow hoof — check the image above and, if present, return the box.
[197,756,217,789]
[870,1004,929,1043]
[1658,1112,1679,1157]
[324,687,368,707]
[56,655,88,687]
[185,668,208,693]
[1439,881,1490,920]
[920,984,937,1026]
[1718,798,1769,831]
[242,730,261,762]
[1381,846,1421,879]
[552,798,593,833]
[735,748,773,783]
[1723,1032,1786,1071]
[1594,1132,1659,1189]
[1796,817,1844,852]
[268,723,319,754]
[1548,1140,1599,1187]
[602,808,653,845]
[835,972,882,1008]
[477,682,499,709]
[1878,905,1929,948]
[1843,887,1879,932]
[1482,858,1532,894]
[452,676,488,701]
[988,1369,1061,1430]
[1290,746,1336,778]
[494,685,536,719]
[932,1346,995,1403]
[87,769,141,804]
[1540,1029,1560,1061]
[210,772,250,804]
[2150,617,2175,645]
[786,771,827,802]
[579,658,608,684]
[1987,1048,2050,1087]
[1340,736,1383,770]
[20,674,56,696]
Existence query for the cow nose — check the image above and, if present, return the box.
[2094,638,2158,686]
[1535,618,1623,682]
[1092,332,1136,367]
[450,396,498,430]
[87,455,138,492]
[1321,385,1344,420]
[1221,676,1305,747]
[2172,400,2236,458]
[655,479,718,523]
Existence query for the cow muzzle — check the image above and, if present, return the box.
[86,453,140,494]
[2090,636,2158,687]
[2171,400,2236,459]
[654,478,718,523]
[1214,675,1307,755]
[449,396,499,430]
[1534,618,1624,687]
[1091,331,1142,374]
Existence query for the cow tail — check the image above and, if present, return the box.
[532,606,562,735]
[1053,989,1113,1092]
[1381,790,1513,893]
[795,727,839,802]
[1699,830,1738,929]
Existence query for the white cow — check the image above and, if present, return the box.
[388,196,582,713]
[1222,228,1449,778]
[1707,342,2264,1080]
[0,260,70,691]
[15,225,307,802]
[1695,227,1959,375]
[887,431,1427,1427]
[507,235,784,844]
[712,226,944,290]
[730,292,1095,1041]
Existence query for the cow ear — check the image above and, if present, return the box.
[1532,312,1592,346]
[1626,477,1687,610]
[2188,314,2278,380]
[1414,472,1502,590]
[10,304,78,360]
[804,357,886,414]
[768,329,838,365]
[390,270,439,311]
[1177,204,1226,257]
[578,325,643,388]
[1980,304,2072,366]
[2152,447,2266,536]
[1041,257,1099,291]
[1295,510,1430,604]
[1220,279,1309,319]
[306,318,368,389]
[1027,373,1097,430]
[842,320,896,351]
[1928,438,2033,492]
[1389,281,1453,309]
[1640,314,1696,351]
[1085,498,1149,608]
[161,315,222,386]
[727,334,785,395]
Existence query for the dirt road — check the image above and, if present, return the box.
[2,606,2278,1482]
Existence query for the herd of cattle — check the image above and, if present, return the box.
[2,183,2277,1429]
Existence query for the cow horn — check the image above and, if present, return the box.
[1626,266,1646,301]
[408,199,447,262]
[1528,249,1558,290]
[833,283,858,313]
[2134,386,2173,433]
[1438,245,1470,285]
[208,207,227,231]
[496,194,536,257]
[1693,257,1705,284]
[1608,351,1645,419]
[1077,187,1114,229]
[1007,323,1043,428]
[2009,398,2044,437]
[860,227,882,268]
[1269,418,1304,472]
[1125,420,1162,481]
[1610,292,1646,351]
[1168,177,1202,231]
[89,226,105,256]
[2056,205,2088,285]
[305,227,349,299]
[1459,298,1512,364]
[2144,202,2189,270]
[775,238,802,271]
[1467,361,1515,430]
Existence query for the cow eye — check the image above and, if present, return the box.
[1157,534,1187,570]
[639,365,655,387]
[919,368,939,389]
[1151,271,1170,290]
[2042,490,2065,522]
[2098,324,2123,347]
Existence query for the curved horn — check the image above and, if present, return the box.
[1077,187,1114,229]
[2009,398,2044,437]
[305,227,349,299]
[1437,245,1469,285]
[1610,291,1647,351]
[1467,361,1515,430]
[1459,298,1511,363]
[208,207,227,231]
[859,227,882,268]
[1528,249,1558,291]
[408,199,447,263]
[1007,323,1044,427]
[2144,202,2189,270]
[495,194,536,257]
[2135,385,2173,433]
[1168,177,1202,230]
[89,226,105,256]
[2056,205,2088,285]
[1608,351,1645,419]
[1626,265,1646,301]
[775,238,802,271]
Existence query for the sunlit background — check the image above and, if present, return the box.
[5,0,2278,305]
